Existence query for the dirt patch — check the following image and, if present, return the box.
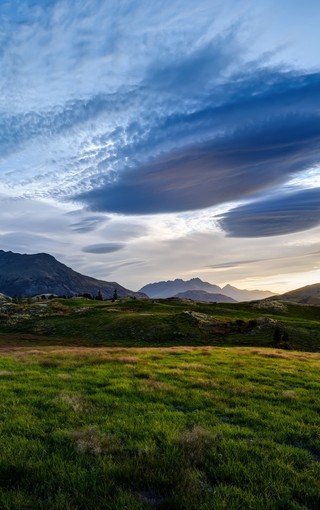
[116,356,140,364]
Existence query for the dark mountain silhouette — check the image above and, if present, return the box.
[139,277,274,301]
[173,290,236,303]
[0,250,145,299]
[270,283,320,305]
[140,278,221,299]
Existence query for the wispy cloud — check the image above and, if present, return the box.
[77,71,320,216]
[0,1,319,291]
[82,243,124,254]
[219,188,320,237]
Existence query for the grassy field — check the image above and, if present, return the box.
[0,345,320,509]
[0,297,319,351]
[0,297,319,508]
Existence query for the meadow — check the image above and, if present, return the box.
[0,298,320,508]
[0,297,319,351]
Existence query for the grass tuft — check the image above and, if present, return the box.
[60,392,90,412]
[177,426,216,467]
[70,427,119,455]
[282,390,298,400]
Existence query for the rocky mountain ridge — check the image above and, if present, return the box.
[0,250,145,299]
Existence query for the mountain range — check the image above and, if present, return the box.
[139,278,274,302]
[0,250,145,299]
[1,250,318,305]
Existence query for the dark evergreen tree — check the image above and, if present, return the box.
[95,290,103,301]
[273,326,282,345]
[281,330,290,349]
[282,330,289,343]
[82,293,93,300]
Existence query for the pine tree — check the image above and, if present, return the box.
[95,290,103,301]
[273,326,281,345]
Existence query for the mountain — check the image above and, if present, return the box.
[273,283,320,305]
[139,278,274,301]
[0,250,145,299]
[140,278,222,298]
[221,284,274,302]
[172,290,237,303]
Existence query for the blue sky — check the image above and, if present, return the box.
[0,0,319,292]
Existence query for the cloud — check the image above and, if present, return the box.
[98,222,149,241]
[68,215,108,233]
[0,232,60,254]
[1,1,319,221]
[77,71,320,214]
[206,259,263,269]
[0,0,320,294]
[74,258,145,279]
[82,243,124,254]
[219,188,320,237]
[0,196,69,235]
[144,30,240,96]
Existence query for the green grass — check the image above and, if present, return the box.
[0,346,320,509]
[0,297,319,351]
[0,298,319,508]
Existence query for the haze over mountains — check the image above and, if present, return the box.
[267,283,320,305]
[139,278,275,302]
[0,250,144,299]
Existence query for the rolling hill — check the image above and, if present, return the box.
[273,283,320,305]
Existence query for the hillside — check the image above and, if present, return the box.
[0,296,319,352]
[173,290,236,303]
[140,277,274,301]
[274,283,320,305]
[0,250,145,299]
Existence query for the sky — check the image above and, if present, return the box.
[0,0,320,293]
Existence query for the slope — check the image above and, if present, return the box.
[0,250,144,299]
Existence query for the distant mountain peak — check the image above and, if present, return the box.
[139,277,274,301]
